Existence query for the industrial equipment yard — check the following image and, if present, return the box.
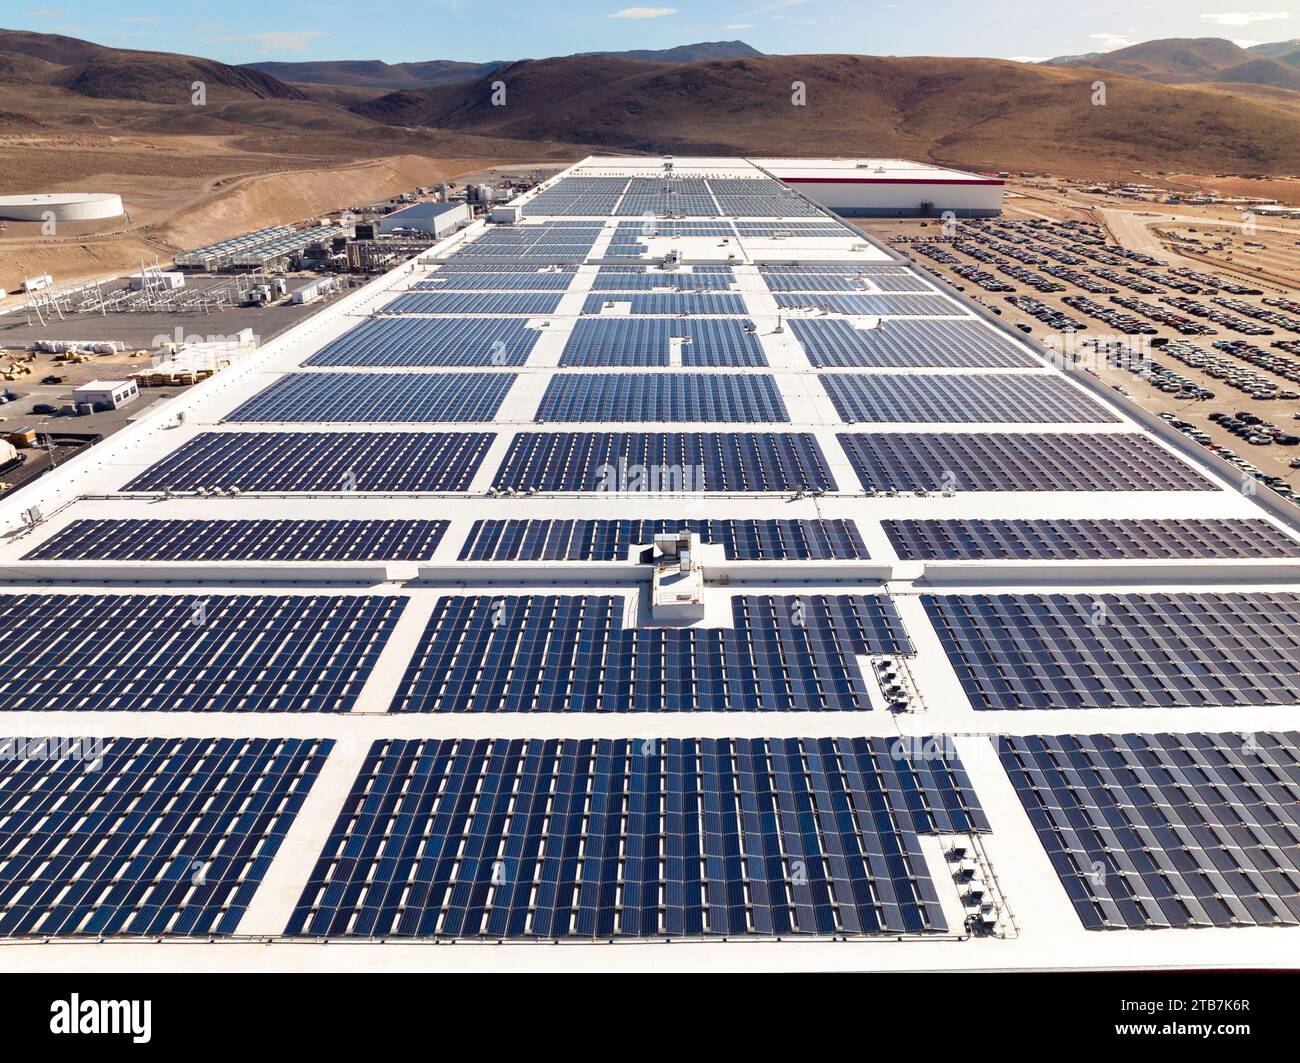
[0,155,1297,984]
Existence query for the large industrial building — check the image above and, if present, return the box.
[757,158,1004,217]
[0,156,1297,973]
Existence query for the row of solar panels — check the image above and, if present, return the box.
[305,317,1038,369]
[412,265,926,295]
[0,590,1296,712]
[224,370,1119,426]
[25,516,1300,563]
[379,290,956,316]
[3,731,1297,936]
[120,430,1214,493]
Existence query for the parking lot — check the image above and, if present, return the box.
[868,209,1300,502]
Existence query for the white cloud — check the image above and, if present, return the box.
[1232,37,1263,46]
[609,6,677,17]
[1088,33,1134,52]
[25,8,64,17]
[1200,11,1289,27]
[724,23,755,29]
[212,30,327,54]
[1006,55,1049,63]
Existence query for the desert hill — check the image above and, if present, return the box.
[353,52,1300,176]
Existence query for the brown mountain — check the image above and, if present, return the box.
[242,42,761,89]
[244,58,505,90]
[0,26,306,103]
[1045,36,1300,92]
[353,53,1300,176]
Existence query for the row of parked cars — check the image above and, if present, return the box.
[1207,409,1300,447]
[1160,412,1298,504]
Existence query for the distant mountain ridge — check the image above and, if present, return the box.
[0,26,306,102]
[351,52,1300,175]
[575,40,762,63]
[243,41,763,89]
[1043,36,1300,91]
[243,58,507,90]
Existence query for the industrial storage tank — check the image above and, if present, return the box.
[0,193,125,223]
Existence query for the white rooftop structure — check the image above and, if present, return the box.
[756,157,1004,217]
[0,156,1297,973]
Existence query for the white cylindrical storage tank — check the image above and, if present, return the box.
[0,193,124,222]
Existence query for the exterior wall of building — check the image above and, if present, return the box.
[777,179,1003,217]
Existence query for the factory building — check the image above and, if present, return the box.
[756,158,1003,217]
[376,201,470,239]
[0,155,1296,979]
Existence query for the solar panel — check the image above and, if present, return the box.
[821,373,1118,423]
[383,292,563,315]
[226,372,516,423]
[459,518,868,560]
[25,518,449,561]
[583,293,747,315]
[124,432,493,492]
[492,432,835,492]
[789,319,1039,368]
[0,736,331,936]
[390,594,908,712]
[535,373,789,423]
[925,592,1300,709]
[884,518,1300,561]
[775,293,959,315]
[560,319,766,367]
[285,735,985,938]
[999,732,1300,929]
[306,318,539,367]
[590,269,735,291]
[837,432,1215,491]
[740,222,855,236]
[0,594,404,711]
[413,271,576,291]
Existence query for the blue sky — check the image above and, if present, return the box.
[9,1,1298,64]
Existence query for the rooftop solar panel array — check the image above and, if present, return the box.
[225,372,516,424]
[775,293,959,316]
[740,222,856,236]
[535,373,789,423]
[0,736,331,936]
[583,293,747,316]
[0,594,403,711]
[999,732,1300,929]
[837,432,1214,492]
[925,593,1300,709]
[614,221,736,237]
[714,195,824,217]
[413,271,576,291]
[790,318,1040,369]
[124,431,492,492]
[305,318,539,368]
[615,195,719,217]
[383,292,563,316]
[492,432,835,492]
[25,518,449,562]
[590,270,735,291]
[459,518,868,561]
[392,594,909,713]
[526,199,621,217]
[286,734,986,938]
[821,373,1118,424]
[884,518,1300,561]
[560,319,766,367]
